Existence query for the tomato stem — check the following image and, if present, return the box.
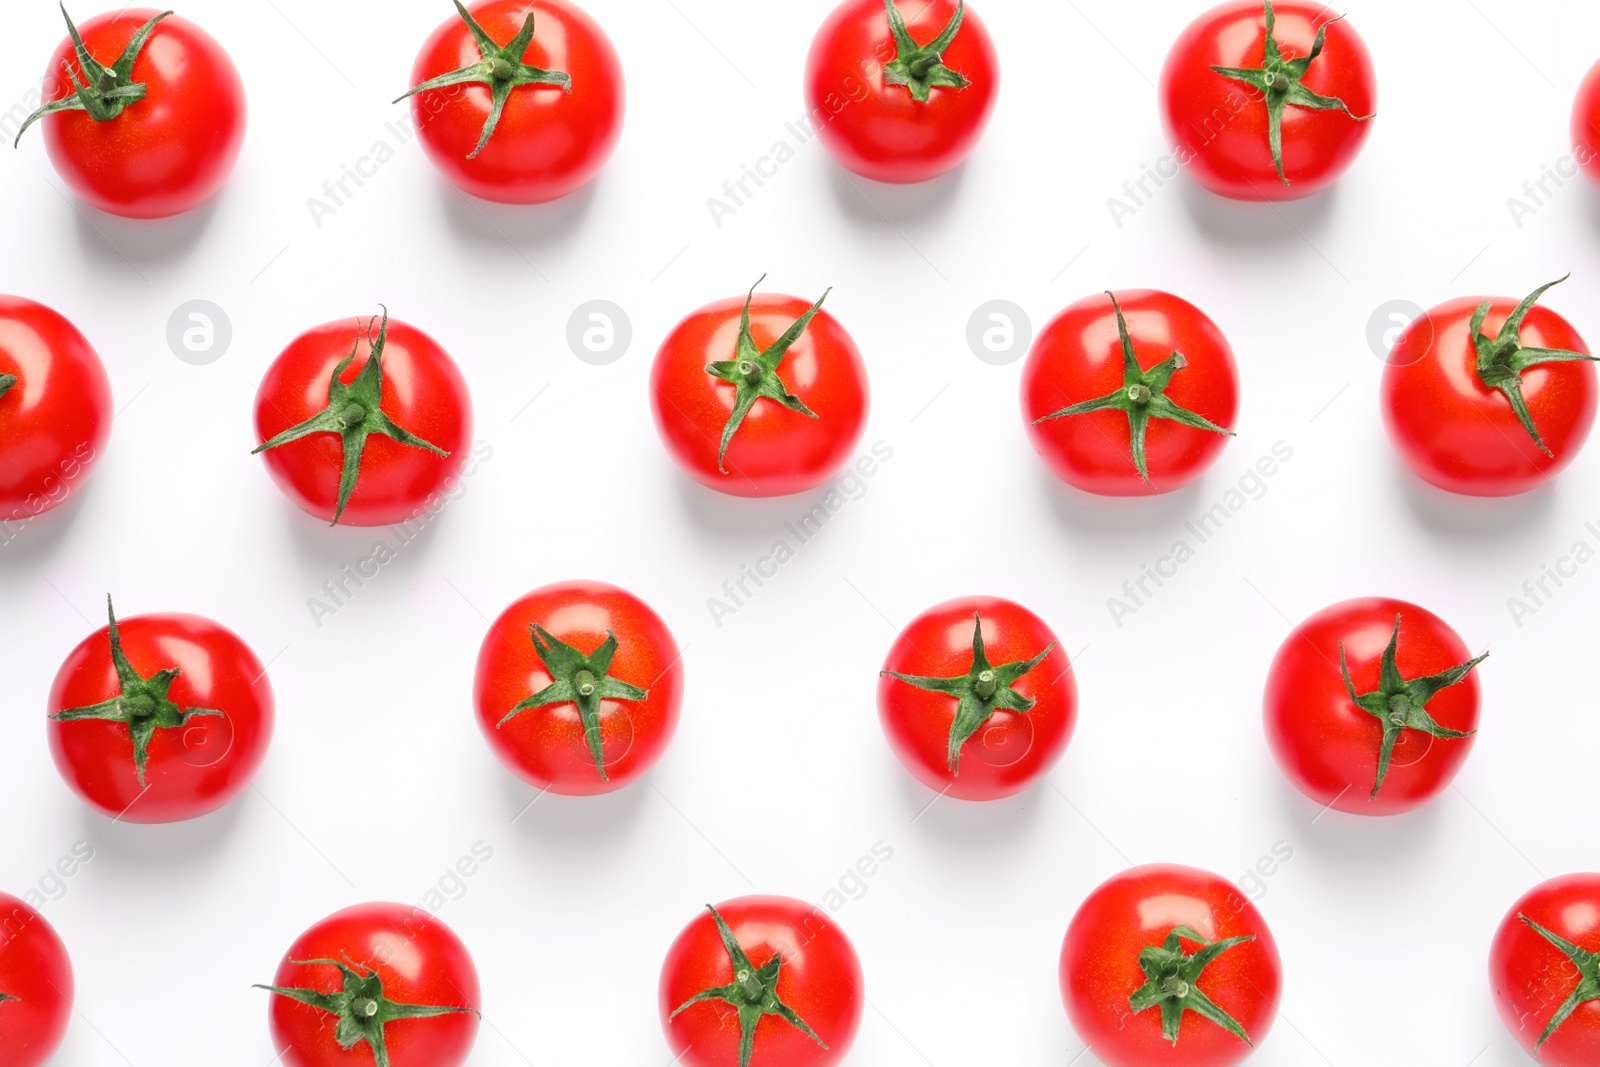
[0,374,15,401]
[881,0,973,103]
[14,6,170,147]
[1129,926,1256,1047]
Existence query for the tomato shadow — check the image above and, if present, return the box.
[824,162,967,228]
[0,484,98,569]
[1269,773,1447,884]
[1033,463,1211,541]
[1175,175,1338,249]
[497,769,652,857]
[670,472,828,544]
[275,501,449,578]
[892,767,1047,853]
[1581,183,1600,235]
[76,789,247,871]
[433,173,599,258]
[1389,459,1559,544]
[64,191,221,274]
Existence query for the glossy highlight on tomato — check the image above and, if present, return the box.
[0,296,111,524]
[1160,0,1375,200]
[48,598,274,823]
[805,0,999,184]
[474,580,683,795]
[1061,865,1281,1067]
[0,894,73,1067]
[23,7,246,218]
[660,896,863,1067]
[1492,874,1600,1066]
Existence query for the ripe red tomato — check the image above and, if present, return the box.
[259,902,480,1067]
[1492,874,1600,1066]
[1263,597,1485,817]
[1021,290,1239,497]
[254,309,472,527]
[651,279,869,498]
[473,580,684,796]
[47,597,274,824]
[660,896,863,1067]
[1061,865,1281,1067]
[1574,60,1600,185]
[878,595,1076,801]
[0,296,111,525]
[18,7,245,219]
[1382,279,1597,497]
[0,894,73,1067]
[805,0,999,184]
[402,0,624,204]
[1159,0,1375,200]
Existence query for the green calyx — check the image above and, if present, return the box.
[496,623,648,781]
[50,597,223,789]
[707,276,828,475]
[394,0,571,159]
[0,374,16,401]
[1339,615,1486,800]
[1209,0,1373,186]
[880,612,1055,776]
[881,0,971,103]
[1519,913,1600,1048]
[255,956,476,1067]
[1470,276,1598,457]
[1034,292,1234,486]
[671,905,826,1067]
[0,992,14,1004]
[253,307,450,527]
[1130,926,1256,1047]
[15,5,170,148]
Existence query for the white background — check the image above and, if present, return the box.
[1,0,1598,1064]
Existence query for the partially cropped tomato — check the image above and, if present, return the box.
[1022,290,1239,496]
[878,595,1076,801]
[1061,865,1281,1067]
[1160,0,1375,200]
[651,278,869,498]
[48,597,274,823]
[254,308,472,527]
[660,896,863,1067]
[1382,278,1597,497]
[1492,874,1600,1066]
[0,894,73,1067]
[401,0,624,204]
[0,296,111,525]
[805,0,999,184]
[1575,60,1600,186]
[259,902,480,1067]
[17,6,245,218]
[474,580,683,796]
[1264,597,1485,817]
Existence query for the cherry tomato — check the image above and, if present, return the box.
[0,894,73,1067]
[1492,874,1600,1066]
[660,896,863,1067]
[260,902,480,1067]
[1159,0,1375,200]
[473,580,684,796]
[402,0,624,204]
[1574,59,1600,186]
[0,296,111,525]
[1382,279,1597,497]
[651,279,869,498]
[805,0,999,184]
[47,597,274,824]
[1264,597,1485,817]
[254,309,472,527]
[18,7,245,219]
[1061,865,1281,1067]
[1021,290,1239,496]
[878,595,1076,801]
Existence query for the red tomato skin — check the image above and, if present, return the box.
[47,611,274,823]
[1060,865,1282,1067]
[0,296,111,522]
[38,9,245,219]
[1492,874,1600,1066]
[659,896,864,1067]
[804,0,1000,184]
[650,294,870,498]
[1159,1,1375,201]
[473,580,684,796]
[268,903,480,1067]
[410,0,624,204]
[1263,597,1479,816]
[1574,59,1600,185]
[1382,296,1596,497]
[878,595,1077,801]
[1020,290,1239,497]
[254,316,473,527]
[0,894,73,1067]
